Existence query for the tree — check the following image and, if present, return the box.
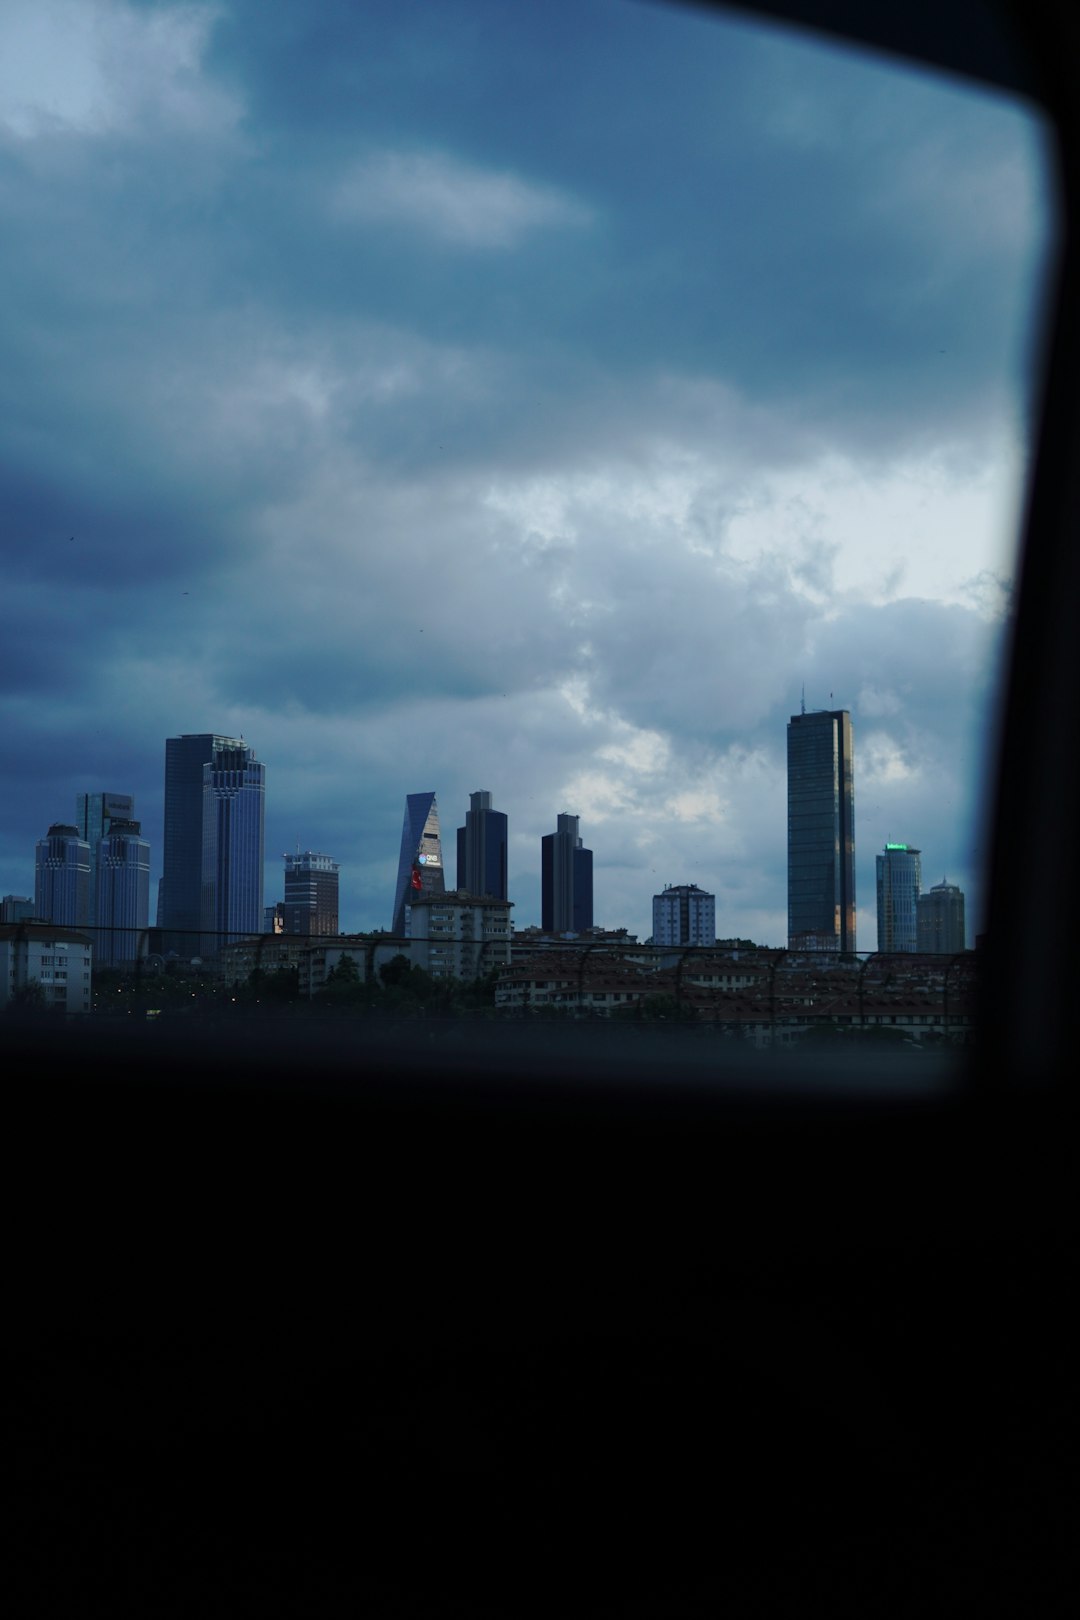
[377,954,412,990]
[6,978,52,1017]
[318,953,372,1008]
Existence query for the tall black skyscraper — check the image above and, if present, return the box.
[787,707,856,952]
[456,791,508,900]
[392,793,445,937]
[541,813,593,935]
[201,742,265,949]
[161,738,265,952]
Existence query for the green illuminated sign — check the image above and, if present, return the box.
[885,843,909,851]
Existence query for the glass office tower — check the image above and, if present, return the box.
[392,793,445,937]
[161,734,245,956]
[787,708,856,952]
[95,819,151,967]
[541,813,594,935]
[201,743,266,949]
[35,824,92,929]
[75,792,134,926]
[876,843,922,952]
[456,791,509,900]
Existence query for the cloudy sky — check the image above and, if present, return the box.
[0,0,1053,945]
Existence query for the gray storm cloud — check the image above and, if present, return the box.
[0,0,1050,941]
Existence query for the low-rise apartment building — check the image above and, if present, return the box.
[409,891,512,980]
[0,922,93,1014]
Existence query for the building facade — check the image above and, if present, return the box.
[95,819,151,968]
[456,791,508,901]
[541,813,594,936]
[200,742,266,950]
[392,792,446,937]
[1,922,93,1014]
[875,843,922,953]
[652,883,716,947]
[282,851,339,935]
[409,890,512,979]
[917,880,966,953]
[1,896,35,924]
[34,824,91,928]
[161,734,246,956]
[75,792,135,925]
[787,707,856,952]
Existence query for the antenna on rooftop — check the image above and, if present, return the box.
[801,684,806,715]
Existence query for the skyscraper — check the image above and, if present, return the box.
[35,824,91,928]
[392,793,445,937]
[282,851,339,935]
[75,792,135,926]
[1,896,35,924]
[876,843,921,952]
[652,883,716,947]
[541,813,593,935]
[456,791,508,900]
[95,819,151,968]
[787,707,856,952]
[162,733,246,955]
[201,742,265,949]
[917,880,966,953]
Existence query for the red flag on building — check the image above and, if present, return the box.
[411,862,423,891]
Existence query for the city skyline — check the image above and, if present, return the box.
[0,0,1045,947]
[16,735,968,948]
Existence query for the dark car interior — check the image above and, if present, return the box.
[10,2,1075,1613]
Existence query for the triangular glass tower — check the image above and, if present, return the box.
[392,792,445,937]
